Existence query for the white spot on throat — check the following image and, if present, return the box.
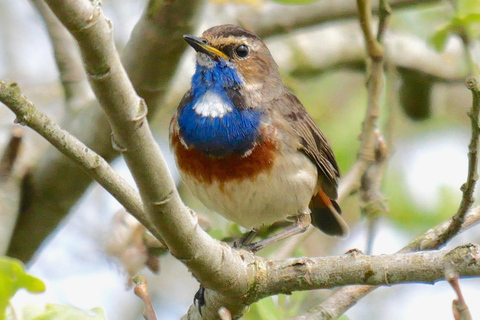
[193,90,233,118]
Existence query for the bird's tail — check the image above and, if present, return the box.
[310,189,349,238]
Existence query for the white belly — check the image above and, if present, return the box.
[180,150,318,229]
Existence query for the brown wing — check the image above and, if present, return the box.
[278,91,340,200]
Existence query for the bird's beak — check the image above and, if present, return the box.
[183,34,229,60]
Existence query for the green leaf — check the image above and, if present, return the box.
[0,257,46,320]
[32,305,106,320]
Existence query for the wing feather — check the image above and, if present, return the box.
[277,91,340,199]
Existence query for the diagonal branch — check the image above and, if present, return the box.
[3,78,480,320]
[7,0,202,262]
[40,4,252,320]
[0,81,154,234]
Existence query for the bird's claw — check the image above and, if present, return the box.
[194,285,206,316]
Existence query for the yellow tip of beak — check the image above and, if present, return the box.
[198,43,230,60]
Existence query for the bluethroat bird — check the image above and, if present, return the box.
[170,24,349,252]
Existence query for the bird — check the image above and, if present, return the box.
[170,24,349,252]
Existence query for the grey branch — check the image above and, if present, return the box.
[40,3,251,317]
[30,0,91,112]
[6,0,201,262]
[260,243,480,295]
[0,126,24,255]
[266,24,467,88]
[0,81,154,234]
[214,0,440,38]
[288,206,480,320]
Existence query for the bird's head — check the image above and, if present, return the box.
[184,24,282,96]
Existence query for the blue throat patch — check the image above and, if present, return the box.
[178,59,262,157]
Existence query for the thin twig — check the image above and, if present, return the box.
[0,80,158,237]
[434,77,480,247]
[446,269,473,320]
[133,275,158,320]
[0,126,24,255]
[356,0,390,254]
[376,0,392,42]
[361,131,389,254]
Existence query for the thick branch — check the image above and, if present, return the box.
[7,0,201,262]
[257,244,480,297]
[42,3,251,317]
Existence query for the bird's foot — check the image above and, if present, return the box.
[194,285,206,315]
[236,215,311,252]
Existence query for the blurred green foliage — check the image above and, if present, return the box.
[245,292,307,320]
[431,0,480,51]
[245,291,350,320]
[0,257,105,320]
[30,305,105,320]
[0,257,45,320]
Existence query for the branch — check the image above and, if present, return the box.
[30,0,91,113]
[40,4,252,320]
[446,269,473,320]
[257,244,480,296]
[3,77,480,320]
[133,275,158,320]
[7,0,202,262]
[288,206,480,320]
[0,126,24,255]
[266,24,467,89]
[121,0,203,111]
[0,81,155,235]
[226,0,440,38]
[434,77,480,246]
[357,0,391,254]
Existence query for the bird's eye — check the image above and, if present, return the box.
[235,44,249,58]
